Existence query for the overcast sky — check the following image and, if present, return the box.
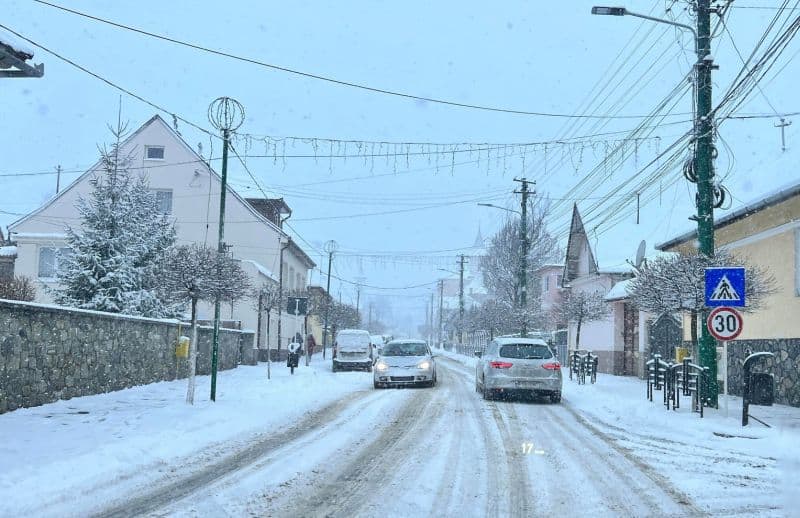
[2,1,798,334]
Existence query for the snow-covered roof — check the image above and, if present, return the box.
[605,278,633,301]
[0,28,35,59]
[240,259,278,282]
[598,263,634,275]
[0,246,17,257]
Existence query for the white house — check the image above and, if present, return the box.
[7,114,314,351]
[561,205,641,375]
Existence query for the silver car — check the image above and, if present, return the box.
[475,337,562,402]
[374,340,437,388]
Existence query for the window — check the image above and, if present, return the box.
[556,274,563,288]
[145,145,165,160]
[499,343,553,359]
[38,246,71,279]
[149,189,173,215]
[543,275,550,292]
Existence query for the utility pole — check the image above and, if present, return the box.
[368,302,373,331]
[207,97,244,402]
[694,0,719,406]
[55,165,62,194]
[322,240,338,359]
[438,279,444,347]
[513,178,534,337]
[429,291,435,345]
[458,255,467,345]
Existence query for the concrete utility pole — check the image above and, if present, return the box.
[207,97,244,402]
[458,255,467,344]
[438,280,444,347]
[429,291,435,345]
[55,165,62,194]
[322,240,338,359]
[591,3,718,405]
[694,0,719,406]
[513,178,535,337]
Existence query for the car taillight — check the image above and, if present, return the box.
[542,362,561,370]
[490,361,513,369]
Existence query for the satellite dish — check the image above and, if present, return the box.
[635,240,646,268]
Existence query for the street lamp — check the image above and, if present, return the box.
[591,6,697,52]
[592,3,719,405]
[477,203,521,215]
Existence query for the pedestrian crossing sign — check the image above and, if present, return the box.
[705,267,746,307]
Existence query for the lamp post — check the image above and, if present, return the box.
[207,97,244,402]
[592,4,718,405]
[322,240,338,359]
[478,198,530,337]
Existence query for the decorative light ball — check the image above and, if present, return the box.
[208,97,245,132]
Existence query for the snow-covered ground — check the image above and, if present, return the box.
[441,348,800,516]
[2,348,798,517]
[0,354,389,517]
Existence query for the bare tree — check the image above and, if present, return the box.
[553,290,609,349]
[160,245,250,404]
[628,249,775,350]
[479,198,562,332]
[252,282,282,378]
[0,276,36,301]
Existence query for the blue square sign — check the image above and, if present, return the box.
[705,267,746,307]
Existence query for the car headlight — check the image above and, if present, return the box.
[376,362,389,372]
[417,361,431,370]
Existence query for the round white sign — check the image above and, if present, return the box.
[707,307,743,341]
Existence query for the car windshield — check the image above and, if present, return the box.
[499,344,553,360]
[3,4,796,517]
[382,343,428,356]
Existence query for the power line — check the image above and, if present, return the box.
[29,0,693,120]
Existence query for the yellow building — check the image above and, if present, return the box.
[656,182,800,406]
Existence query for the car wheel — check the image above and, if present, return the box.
[550,391,562,404]
[373,380,381,389]
[332,363,338,372]
[482,381,492,400]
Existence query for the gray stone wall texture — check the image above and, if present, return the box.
[679,338,800,407]
[725,338,800,407]
[0,299,255,413]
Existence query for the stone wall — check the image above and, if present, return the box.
[725,338,800,407]
[0,299,255,413]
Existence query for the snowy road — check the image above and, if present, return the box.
[104,358,701,517]
[3,353,793,517]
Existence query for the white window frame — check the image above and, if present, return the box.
[144,145,165,160]
[149,189,173,215]
[37,246,71,280]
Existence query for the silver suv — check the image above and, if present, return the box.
[475,337,562,402]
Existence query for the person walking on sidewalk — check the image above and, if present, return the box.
[306,333,316,357]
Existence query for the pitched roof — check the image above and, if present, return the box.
[656,179,800,250]
[562,204,598,283]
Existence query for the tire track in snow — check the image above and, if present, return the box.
[281,387,436,517]
[91,389,380,518]
[545,403,704,516]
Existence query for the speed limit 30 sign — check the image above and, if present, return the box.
[707,307,743,341]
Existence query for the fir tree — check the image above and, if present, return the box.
[54,123,177,317]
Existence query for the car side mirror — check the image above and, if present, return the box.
[474,351,482,358]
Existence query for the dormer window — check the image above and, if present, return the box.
[145,145,165,160]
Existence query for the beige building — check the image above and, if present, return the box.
[657,182,800,340]
[7,115,314,352]
[657,182,800,406]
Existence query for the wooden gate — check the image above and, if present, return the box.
[648,313,682,361]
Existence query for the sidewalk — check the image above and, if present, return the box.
[0,353,370,517]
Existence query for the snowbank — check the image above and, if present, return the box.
[0,356,371,517]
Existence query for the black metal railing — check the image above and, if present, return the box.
[646,354,709,418]
[569,350,598,385]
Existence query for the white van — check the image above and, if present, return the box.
[332,329,373,372]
